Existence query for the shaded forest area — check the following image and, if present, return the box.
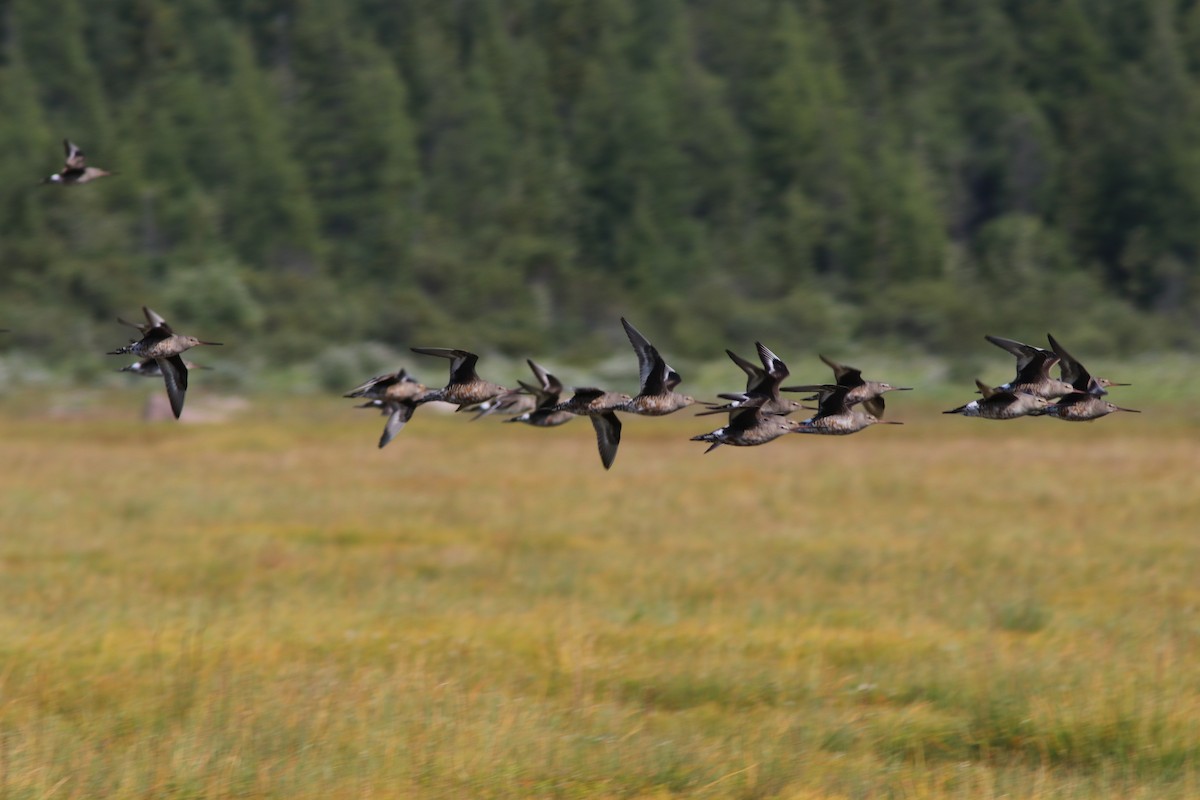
[2,0,1199,380]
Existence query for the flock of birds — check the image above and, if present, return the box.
[341,318,907,469]
[337,321,1135,469]
[36,139,1138,468]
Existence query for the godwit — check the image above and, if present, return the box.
[43,139,114,185]
[691,401,804,453]
[794,385,903,435]
[505,360,575,428]
[782,354,911,417]
[1045,392,1140,421]
[944,379,1050,419]
[984,335,1074,399]
[344,368,427,448]
[410,348,509,409]
[616,318,694,416]
[347,349,509,447]
[107,307,222,419]
[701,342,803,416]
[552,387,632,469]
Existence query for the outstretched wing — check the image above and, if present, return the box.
[63,139,86,169]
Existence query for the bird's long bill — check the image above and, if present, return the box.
[879,420,905,424]
[1116,406,1141,413]
[894,387,915,391]
[197,341,224,346]
[1109,382,1133,387]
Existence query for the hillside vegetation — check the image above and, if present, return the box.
[2,0,1199,375]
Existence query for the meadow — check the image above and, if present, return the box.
[0,382,1197,799]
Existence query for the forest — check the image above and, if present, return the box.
[2,0,1199,383]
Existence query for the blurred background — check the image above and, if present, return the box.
[1,0,1198,394]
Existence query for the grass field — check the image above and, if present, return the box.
[1,386,1198,798]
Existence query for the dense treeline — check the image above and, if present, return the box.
[1,0,1198,380]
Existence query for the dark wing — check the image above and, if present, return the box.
[1046,333,1092,391]
[142,306,168,329]
[621,317,680,394]
[139,325,172,346]
[527,359,563,396]
[725,349,767,393]
[344,373,391,398]
[814,385,853,418]
[568,387,606,406]
[727,404,768,432]
[379,401,417,448]
[160,355,189,419]
[756,342,790,383]
[779,383,826,396]
[819,354,863,387]
[984,334,1048,371]
[519,379,562,410]
[590,412,622,470]
[411,347,481,386]
[621,317,656,392]
[142,306,172,335]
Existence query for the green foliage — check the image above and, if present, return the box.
[2,0,1198,371]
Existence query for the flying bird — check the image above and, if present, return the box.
[691,400,804,453]
[782,354,912,417]
[552,387,632,470]
[107,307,222,419]
[617,318,694,416]
[504,360,575,428]
[983,335,1074,399]
[344,368,427,448]
[1045,391,1140,422]
[793,385,904,435]
[700,342,804,417]
[944,380,1051,420]
[43,139,115,185]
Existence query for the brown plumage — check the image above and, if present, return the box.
[1045,392,1140,421]
[691,401,804,452]
[944,379,1051,420]
[410,348,510,408]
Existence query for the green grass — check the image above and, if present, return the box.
[0,390,1197,798]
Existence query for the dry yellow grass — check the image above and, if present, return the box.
[0,391,1197,798]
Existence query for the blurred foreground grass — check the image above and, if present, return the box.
[0,391,1198,798]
